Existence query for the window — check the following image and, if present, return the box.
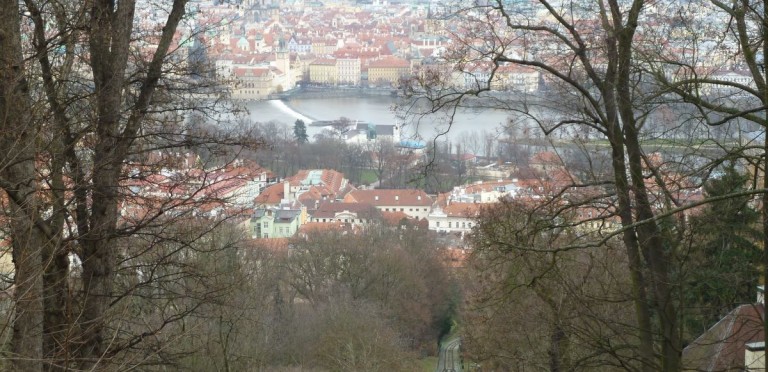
[448,222,452,228]
[436,221,440,227]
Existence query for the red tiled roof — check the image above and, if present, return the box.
[311,58,337,66]
[287,169,346,192]
[233,66,272,78]
[368,55,408,68]
[255,183,285,205]
[250,238,291,253]
[683,303,765,371]
[443,203,483,218]
[312,201,379,219]
[299,221,346,233]
[343,189,431,206]
[463,180,516,194]
[380,211,411,226]
[496,64,539,74]
[530,151,563,166]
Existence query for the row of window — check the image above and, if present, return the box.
[253,221,291,236]
[317,218,365,223]
[434,221,473,229]
[382,207,428,212]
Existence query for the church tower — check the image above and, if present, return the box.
[275,39,292,90]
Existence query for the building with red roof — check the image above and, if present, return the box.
[529,151,565,174]
[255,182,288,207]
[285,169,352,203]
[343,189,432,219]
[427,202,483,234]
[683,288,765,371]
[230,65,277,99]
[309,58,338,84]
[309,201,380,226]
[367,55,410,87]
[297,221,354,237]
[250,202,307,239]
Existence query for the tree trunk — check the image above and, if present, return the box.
[623,120,681,371]
[78,171,120,366]
[42,242,71,372]
[615,9,681,369]
[33,30,76,372]
[762,1,768,364]
[600,20,656,367]
[0,1,46,369]
[8,216,45,372]
[76,0,188,365]
[606,113,655,371]
[548,322,569,372]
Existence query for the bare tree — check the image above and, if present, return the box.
[368,139,398,187]
[283,228,456,357]
[0,0,262,369]
[465,198,643,370]
[0,1,46,369]
[330,116,354,139]
[402,1,708,369]
[645,0,768,349]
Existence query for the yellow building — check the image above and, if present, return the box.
[494,64,540,92]
[231,66,276,99]
[309,58,338,85]
[368,56,410,87]
[311,38,339,56]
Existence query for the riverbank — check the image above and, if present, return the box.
[284,86,399,99]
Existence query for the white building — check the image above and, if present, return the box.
[343,189,432,220]
[427,203,481,234]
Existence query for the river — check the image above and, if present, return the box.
[243,94,520,142]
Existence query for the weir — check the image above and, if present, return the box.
[267,99,316,124]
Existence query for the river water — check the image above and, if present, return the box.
[244,95,518,142]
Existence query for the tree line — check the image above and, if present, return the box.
[248,117,495,193]
[116,224,456,371]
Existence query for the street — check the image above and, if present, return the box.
[436,337,462,372]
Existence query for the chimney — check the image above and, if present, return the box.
[395,195,399,201]
[417,195,421,201]
[745,342,765,371]
[283,181,291,201]
[375,195,379,201]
